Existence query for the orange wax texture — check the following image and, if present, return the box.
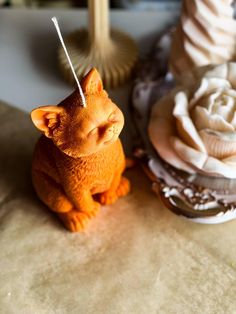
[31,68,130,232]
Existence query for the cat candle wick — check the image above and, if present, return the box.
[51,17,86,107]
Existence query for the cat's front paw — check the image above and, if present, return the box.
[116,177,130,197]
[58,210,93,232]
[84,201,100,218]
[98,192,118,205]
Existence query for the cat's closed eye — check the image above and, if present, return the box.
[88,127,98,136]
[88,111,120,137]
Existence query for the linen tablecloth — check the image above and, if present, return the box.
[1,101,236,314]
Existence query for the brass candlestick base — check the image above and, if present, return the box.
[58,29,138,89]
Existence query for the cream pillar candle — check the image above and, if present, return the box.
[169,0,236,81]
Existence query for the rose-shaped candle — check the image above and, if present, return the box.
[149,63,236,179]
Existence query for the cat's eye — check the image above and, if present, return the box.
[88,127,98,136]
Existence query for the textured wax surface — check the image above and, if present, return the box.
[1,101,236,313]
[31,69,128,232]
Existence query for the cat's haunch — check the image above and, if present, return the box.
[31,68,130,232]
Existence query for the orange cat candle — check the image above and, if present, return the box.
[31,68,130,232]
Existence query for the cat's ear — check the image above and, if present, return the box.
[81,68,103,94]
[31,106,64,138]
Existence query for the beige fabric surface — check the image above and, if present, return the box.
[1,101,236,314]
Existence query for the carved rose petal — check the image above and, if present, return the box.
[172,136,236,178]
[204,63,228,81]
[227,63,236,89]
[203,63,236,90]
[149,96,195,173]
[211,94,235,119]
[193,106,234,132]
[199,129,236,159]
[230,112,236,129]
[173,91,206,152]
[190,77,231,109]
[171,136,208,169]
[222,154,236,165]
[201,157,236,178]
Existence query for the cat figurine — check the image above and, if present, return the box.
[31,68,130,232]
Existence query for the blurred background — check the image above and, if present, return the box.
[0,0,180,10]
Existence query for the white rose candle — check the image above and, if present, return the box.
[149,63,236,179]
